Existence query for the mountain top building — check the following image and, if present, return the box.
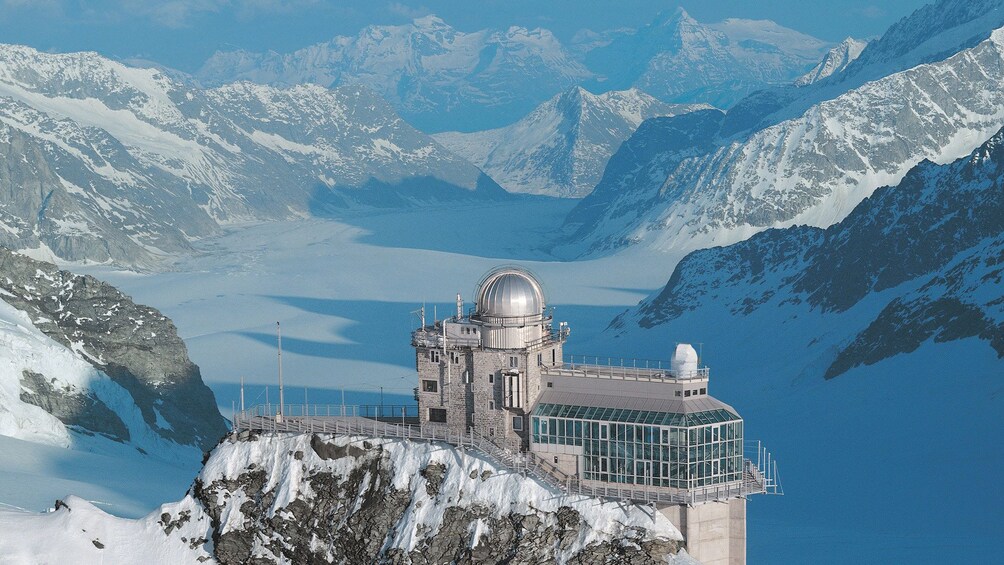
[412,266,780,565]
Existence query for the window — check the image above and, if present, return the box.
[422,380,438,393]
[450,351,461,364]
[674,390,681,397]
[512,416,523,431]
[684,390,691,397]
[554,456,559,464]
[537,353,542,365]
[552,349,556,364]
[428,408,447,423]
[488,373,494,383]
[700,388,707,395]
[547,382,553,388]
[429,350,440,363]
[509,356,518,368]
[489,401,495,410]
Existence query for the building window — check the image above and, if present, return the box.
[428,408,447,423]
[509,356,518,368]
[674,390,681,397]
[553,456,559,464]
[488,373,494,383]
[429,350,440,363]
[552,349,556,364]
[489,401,494,410]
[685,390,691,397]
[512,416,523,431]
[537,353,542,365]
[547,382,553,388]
[450,351,461,364]
[700,388,707,395]
[422,380,438,393]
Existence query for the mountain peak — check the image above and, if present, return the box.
[411,14,448,30]
[652,6,695,28]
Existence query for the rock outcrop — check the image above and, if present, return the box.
[193,433,694,564]
[0,247,227,451]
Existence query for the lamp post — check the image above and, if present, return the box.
[277,322,285,422]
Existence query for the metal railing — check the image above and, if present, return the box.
[543,357,710,383]
[232,406,781,505]
[238,403,419,422]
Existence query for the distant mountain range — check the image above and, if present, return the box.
[582,8,830,108]
[434,87,709,198]
[557,0,1004,259]
[0,45,502,267]
[195,11,831,132]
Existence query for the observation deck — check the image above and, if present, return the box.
[542,355,710,384]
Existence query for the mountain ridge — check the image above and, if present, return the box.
[433,87,710,198]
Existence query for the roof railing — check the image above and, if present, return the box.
[543,356,710,382]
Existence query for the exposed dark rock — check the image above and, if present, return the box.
[421,462,447,497]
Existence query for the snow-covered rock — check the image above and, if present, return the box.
[0,432,700,564]
[794,37,868,86]
[0,45,503,267]
[559,16,1004,259]
[194,433,694,564]
[0,495,214,564]
[0,247,227,452]
[197,15,591,133]
[434,87,709,198]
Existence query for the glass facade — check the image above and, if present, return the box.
[530,402,743,489]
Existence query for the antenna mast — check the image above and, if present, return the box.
[277,322,285,421]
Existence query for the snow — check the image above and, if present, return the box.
[0,495,212,564]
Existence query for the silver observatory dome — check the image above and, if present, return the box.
[475,267,545,318]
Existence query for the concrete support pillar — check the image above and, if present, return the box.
[659,498,746,565]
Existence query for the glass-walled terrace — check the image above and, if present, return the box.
[530,402,743,489]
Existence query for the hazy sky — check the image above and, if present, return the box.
[0,0,934,71]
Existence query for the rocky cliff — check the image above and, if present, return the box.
[192,433,695,564]
[0,247,227,451]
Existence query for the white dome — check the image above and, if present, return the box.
[671,343,699,377]
[475,268,545,318]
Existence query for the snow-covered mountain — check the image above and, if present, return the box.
[794,37,868,86]
[583,8,830,109]
[433,87,709,198]
[195,12,830,132]
[197,15,591,133]
[0,434,700,564]
[617,125,1004,375]
[0,247,226,454]
[0,45,502,267]
[558,7,1004,259]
